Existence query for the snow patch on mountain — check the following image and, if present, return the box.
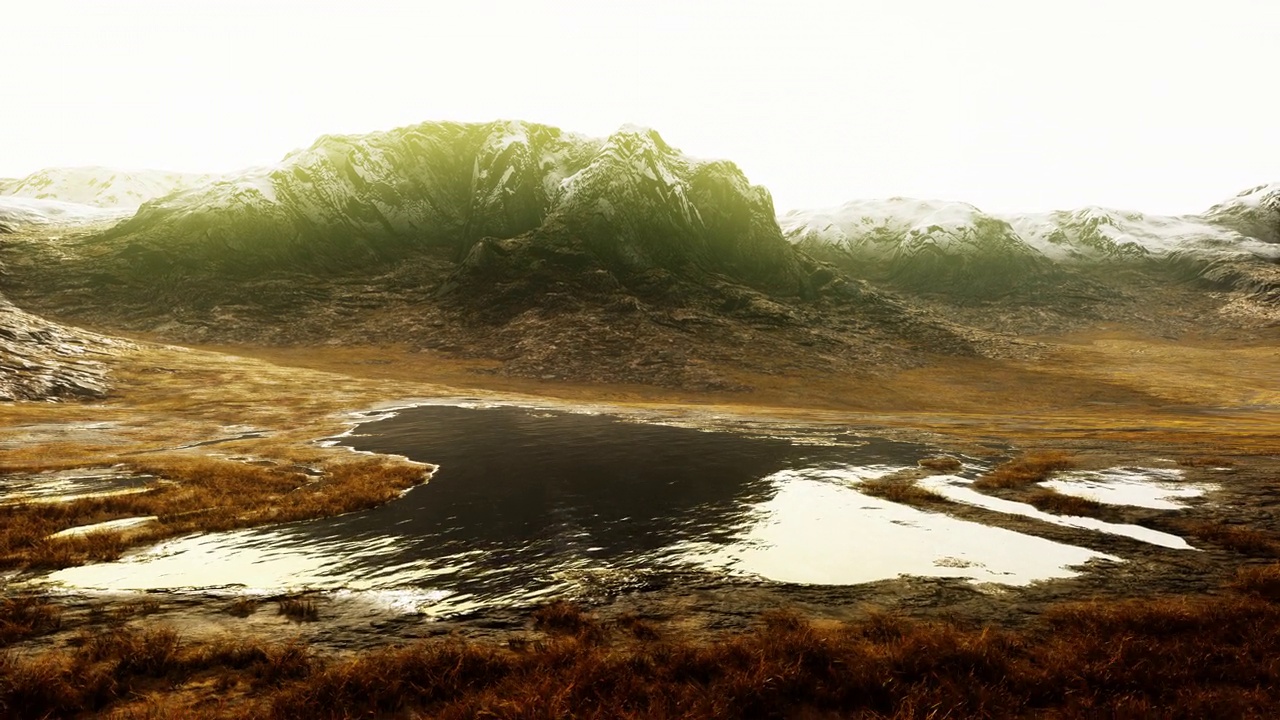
[0,196,130,232]
[0,167,215,209]
[1203,182,1280,245]
[1213,182,1280,211]
[783,190,1280,265]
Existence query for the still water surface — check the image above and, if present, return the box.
[49,405,1113,615]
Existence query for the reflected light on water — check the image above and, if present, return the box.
[44,405,1130,614]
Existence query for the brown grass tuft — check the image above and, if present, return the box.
[277,597,319,623]
[918,455,963,472]
[973,451,1074,490]
[4,591,1280,719]
[613,613,662,641]
[859,476,946,506]
[1231,564,1280,600]
[0,595,63,646]
[108,598,162,623]
[1175,520,1280,558]
[0,455,428,570]
[531,601,601,639]
[1024,488,1106,517]
[227,596,261,618]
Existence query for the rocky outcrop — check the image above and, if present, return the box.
[0,294,118,401]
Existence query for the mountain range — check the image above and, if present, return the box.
[0,120,1275,396]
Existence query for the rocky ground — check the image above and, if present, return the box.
[0,292,121,401]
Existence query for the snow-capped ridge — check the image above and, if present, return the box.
[0,196,130,232]
[785,187,1280,264]
[0,167,216,209]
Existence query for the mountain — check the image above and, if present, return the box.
[0,196,130,234]
[782,192,1280,309]
[79,121,814,296]
[1204,183,1280,246]
[780,199,1055,298]
[3,121,973,389]
[2,120,1273,392]
[0,167,214,209]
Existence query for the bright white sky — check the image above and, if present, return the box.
[3,0,1276,215]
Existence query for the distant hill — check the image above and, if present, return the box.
[0,167,215,209]
[0,195,129,234]
[781,188,1280,306]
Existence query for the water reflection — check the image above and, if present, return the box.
[920,474,1194,549]
[47,405,1115,613]
[679,468,1115,585]
[1041,467,1215,510]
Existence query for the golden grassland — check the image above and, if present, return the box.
[0,455,427,569]
[4,571,1280,719]
[0,341,442,569]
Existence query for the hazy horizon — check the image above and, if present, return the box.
[3,0,1276,215]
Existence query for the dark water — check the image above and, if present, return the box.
[302,405,923,610]
[49,405,1111,613]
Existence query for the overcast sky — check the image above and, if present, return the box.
[2,0,1276,214]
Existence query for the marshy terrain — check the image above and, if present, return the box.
[1,123,1278,717]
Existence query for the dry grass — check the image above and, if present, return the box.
[0,596,62,646]
[0,341,434,571]
[276,597,319,623]
[1231,563,1280,600]
[1178,455,1236,468]
[1024,488,1107,517]
[227,597,261,618]
[859,476,947,506]
[1176,520,1280,558]
[0,455,427,570]
[0,626,317,719]
[917,455,962,472]
[5,592,1280,719]
[108,598,162,623]
[973,451,1074,490]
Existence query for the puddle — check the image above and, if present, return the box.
[920,475,1194,550]
[0,466,157,505]
[0,421,119,450]
[1040,467,1215,510]
[50,516,158,538]
[43,405,1118,614]
[677,469,1116,586]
